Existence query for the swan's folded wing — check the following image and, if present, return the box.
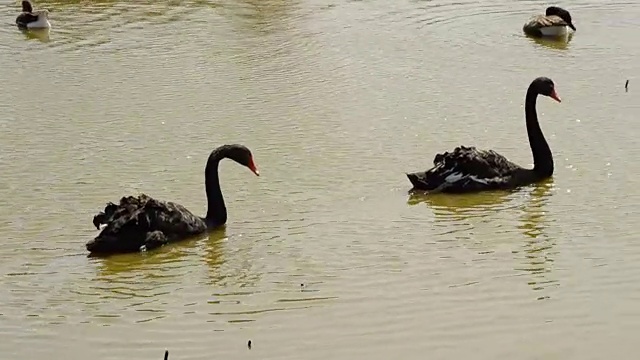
[93,196,206,248]
[436,146,521,179]
[154,201,207,235]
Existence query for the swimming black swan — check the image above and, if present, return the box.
[406,77,561,193]
[523,6,576,37]
[16,1,50,29]
[86,144,260,254]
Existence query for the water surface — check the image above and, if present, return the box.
[0,0,639,359]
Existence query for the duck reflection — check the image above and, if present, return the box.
[527,32,574,50]
[21,28,50,43]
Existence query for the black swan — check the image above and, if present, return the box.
[16,1,50,29]
[523,6,576,38]
[406,77,561,193]
[86,144,259,254]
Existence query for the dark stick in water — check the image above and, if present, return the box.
[626,80,629,92]
[164,350,168,360]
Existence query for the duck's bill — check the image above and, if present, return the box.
[569,24,576,31]
[550,89,561,103]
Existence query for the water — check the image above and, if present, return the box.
[0,0,639,358]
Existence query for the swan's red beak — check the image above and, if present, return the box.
[550,88,561,103]
[248,157,260,176]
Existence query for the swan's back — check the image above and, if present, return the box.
[436,146,519,175]
[87,194,207,254]
[407,146,522,193]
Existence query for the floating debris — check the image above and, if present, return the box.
[164,350,169,360]
[248,340,252,349]
[625,79,629,92]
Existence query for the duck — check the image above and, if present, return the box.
[86,144,260,255]
[16,1,50,29]
[523,6,575,37]
[406,77,561,193]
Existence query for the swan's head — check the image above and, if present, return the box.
[224,144,260,176]
[546,6,575,31]
[21,0,33,12]
[534,77,561,103]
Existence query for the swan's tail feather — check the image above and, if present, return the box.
[406,161,458,192]
[92,202,118,229]
[88,194,174,254]
[92,194,156,230]
[407,171,438,191]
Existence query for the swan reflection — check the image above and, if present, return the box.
[514,180,558,298]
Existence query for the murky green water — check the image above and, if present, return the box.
[1,0,639,359]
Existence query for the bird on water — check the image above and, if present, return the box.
[523,6,576,37]
[16,1,50,29]
[87,144,259,255]
[406,77,561,194]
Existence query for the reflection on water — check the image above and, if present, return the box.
[91,228,227,277]
[514,180,558,299]
[407,189,513,213]
[407,180,558,299]
[20,28,51,43]
[407,189,515,227]
[527,32,574,50]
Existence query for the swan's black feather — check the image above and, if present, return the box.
[407,146,523,193]
[87,194,207,254]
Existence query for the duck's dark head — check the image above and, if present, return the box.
[21,0,33,12]
[533,77,561,103]
[546,6,575,31]
[208,144,260,176]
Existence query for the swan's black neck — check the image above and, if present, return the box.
[525,86,553,177]
[204,147,228,226]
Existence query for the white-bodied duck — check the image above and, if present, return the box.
[523,6,575,37]
[16,1,50,29]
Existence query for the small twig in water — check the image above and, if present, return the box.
[248,340,252,349]
[625,80,629,92]
[164,350,169,360]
